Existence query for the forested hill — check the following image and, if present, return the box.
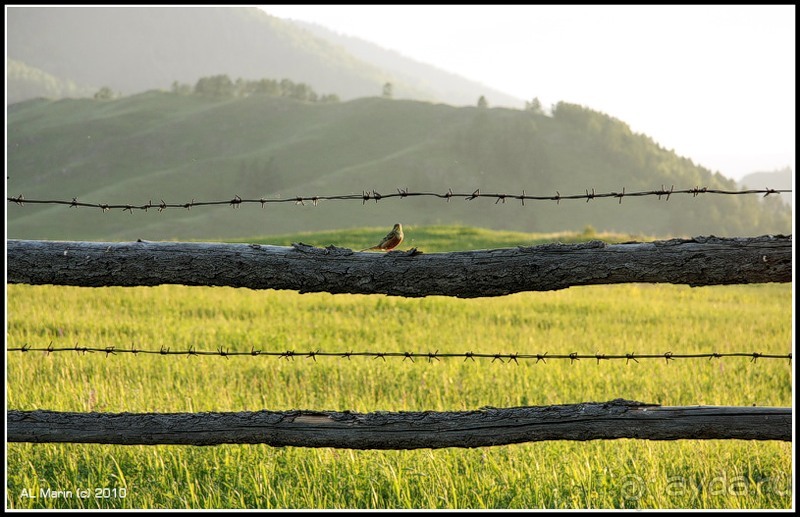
[7,91,791,241]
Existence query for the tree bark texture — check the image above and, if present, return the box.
[7,400,790,448]
[6,235,791,298]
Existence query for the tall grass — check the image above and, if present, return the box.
[5,228,793,509]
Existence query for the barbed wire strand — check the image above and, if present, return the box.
[6,186,791,213]
[6,345,791,364]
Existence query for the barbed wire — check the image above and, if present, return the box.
[6,345,791,364]
[6,186,791,213]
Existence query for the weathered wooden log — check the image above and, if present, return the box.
[6,235,791,298]
[6,400,791,447]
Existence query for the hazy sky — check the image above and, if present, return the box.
[261,5,795,182]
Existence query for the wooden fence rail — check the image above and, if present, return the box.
[7,400,791,448]
[6,235,791,297]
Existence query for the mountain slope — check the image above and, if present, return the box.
[289,19,523,108]
[739,166,792,191]
[7,6,521,108]
[6,92,791,241]
[738,167,793,211]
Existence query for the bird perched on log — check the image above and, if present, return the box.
[361,223,404,252]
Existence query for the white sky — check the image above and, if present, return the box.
[260,5,795,182]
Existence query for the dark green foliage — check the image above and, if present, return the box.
[194,75,235,98]
[190,74,330,102]
[525,97,543,114]
[93,87,115,100]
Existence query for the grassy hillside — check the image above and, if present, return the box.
[6,93,792,241]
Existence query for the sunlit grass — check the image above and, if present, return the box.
[5,227,792,509]
[231,224,649,252]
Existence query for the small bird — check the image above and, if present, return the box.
[361,223,404,252]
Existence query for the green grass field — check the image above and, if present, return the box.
[5,227,793,509]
